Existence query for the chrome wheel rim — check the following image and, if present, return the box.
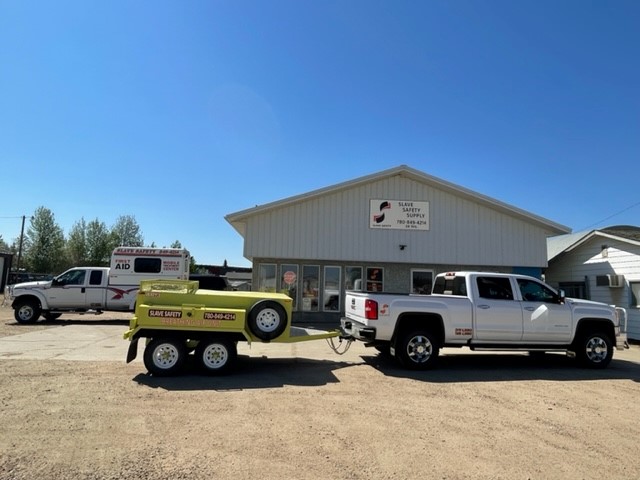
[406,335,433,364]
[18,305,35,322]
[585,337,608,363]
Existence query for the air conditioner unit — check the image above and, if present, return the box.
[608,275,625,288]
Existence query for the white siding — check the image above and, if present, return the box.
[546,236,640,340]
[243,175,553,267]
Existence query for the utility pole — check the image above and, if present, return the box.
[16,215,26,272]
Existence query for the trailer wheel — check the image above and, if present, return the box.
[196,337,237,375]
[395,330,439,370]
[248,301,288,340]
[574,331,613,369]
[143,338,187,376]
[14,299,41,324]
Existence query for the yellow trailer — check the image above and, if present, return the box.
[124,280,343,376]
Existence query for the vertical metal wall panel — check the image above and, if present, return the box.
[241,174,555,267]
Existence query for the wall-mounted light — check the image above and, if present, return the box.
[601,245,609,258]
[399,244,407,251]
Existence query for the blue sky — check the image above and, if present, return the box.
[1,0,638,267]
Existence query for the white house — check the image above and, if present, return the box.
[546,226,640,341]
[226,165,569,323]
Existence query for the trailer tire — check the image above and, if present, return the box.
[395,330,439,370]
[574,331,613,369]
[196,337,237,375]
[248,301,288,341]
[143,338,187,376]
[14,299,41,324]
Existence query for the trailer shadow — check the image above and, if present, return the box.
[132,354,356,391]
[361,352,640,383]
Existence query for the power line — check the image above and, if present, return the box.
[580,200,640,231]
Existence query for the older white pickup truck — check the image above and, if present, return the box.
[341,271,628,370]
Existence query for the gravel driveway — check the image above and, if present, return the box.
[1,302,639,480]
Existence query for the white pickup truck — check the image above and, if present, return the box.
[8,247,190,323]
[341,271,628,370]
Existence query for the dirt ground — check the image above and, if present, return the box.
[1,298,640,480]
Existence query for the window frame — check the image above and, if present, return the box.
[323,266,342,312]
[258,263,277,292]
[301,265,320,312]
[365,267,384,292]
[411,269,433,295]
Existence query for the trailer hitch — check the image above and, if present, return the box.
[326,334,354,355]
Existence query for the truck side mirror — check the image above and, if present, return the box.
[558,289,565,304]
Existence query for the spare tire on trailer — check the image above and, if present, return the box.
[247,301,288,341]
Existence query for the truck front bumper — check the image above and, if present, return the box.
[340,317,376,342]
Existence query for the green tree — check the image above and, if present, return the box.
[0,235,9,252]
[170,240,182,248]
[86,219,111,265]
[67,218,88,266]
[111,215,143,247]
[24,207,66,273]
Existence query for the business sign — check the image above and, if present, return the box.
[369,200,429,230]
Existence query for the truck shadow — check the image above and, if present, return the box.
[361,352,640,383]
[132,355,356,391]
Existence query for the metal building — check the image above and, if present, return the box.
[226,165,570,323]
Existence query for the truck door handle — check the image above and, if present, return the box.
[81,288,86,293]
[477,305,490,309]
[524,306,535,311]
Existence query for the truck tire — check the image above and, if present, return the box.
[395,330,439,370]
[14,299,41,324]
[196,337,237,375]
[143,338,187,376]
[574,331,613,369]
[248,301,288,341]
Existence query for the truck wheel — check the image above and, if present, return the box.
[196,337,237,375]
[248,301,288,341]
[143,338,187,376]
[396,330,439,370]
[575,331,613,369]
[14,300,41,324]
[43,313,62,321]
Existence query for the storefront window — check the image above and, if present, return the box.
[258,264,276,292]
[366,267,383,292]
[412,270,433,294]
[345,267,363,291]
[323,266,341,311]
[280,264,298,309]
[302,265,319,311]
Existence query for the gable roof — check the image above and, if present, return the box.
[547,225,640,261]
[226,165,571,237]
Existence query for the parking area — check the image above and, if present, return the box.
[1,302,640,480]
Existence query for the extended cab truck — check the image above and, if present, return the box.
[124,280,341,376]
[341,272,628,370]
[8,247,190,323]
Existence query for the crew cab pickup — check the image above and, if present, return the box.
[8,247,190,323]
[341,271,628,369]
